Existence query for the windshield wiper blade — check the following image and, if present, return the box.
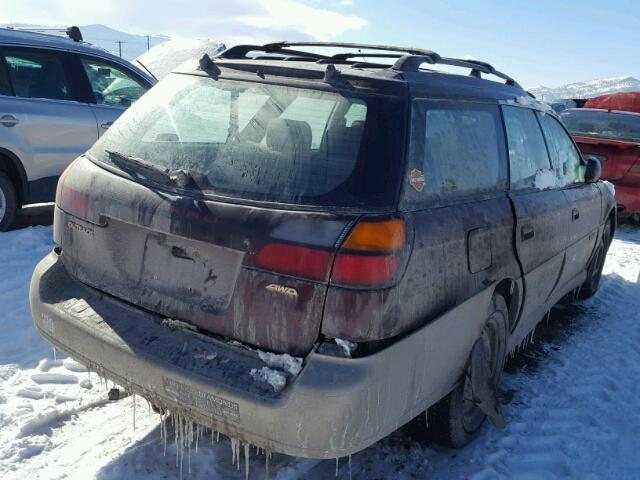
[105,150,209,190]
[105,150,172,180]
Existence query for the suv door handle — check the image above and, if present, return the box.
[0,114,18,127]
[101,121,114,129]
[572,208,580,221]
[521,224,535,241]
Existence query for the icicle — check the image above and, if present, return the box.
[425,409,429,428]
[163,412,168,456]
[231,438,238,467]
[265,450,272,480]
[244,443,250,480]
[335,457,339,477]
[53,347,57,360]
[217,431,220,442]
[187,421,192,475]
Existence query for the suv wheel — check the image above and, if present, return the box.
[578,221,612,299]
[409,295,509,448]
[0,172,18,232]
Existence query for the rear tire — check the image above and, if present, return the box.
[0,172,17,232]
[410,295,509,448]
[578,221,611,300]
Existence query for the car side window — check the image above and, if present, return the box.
[0,59,12,96]
[502,106,552,189]
[405,100,506,202]
[3,49,71,101]
[538,112,585,184]
[81,58,147,108]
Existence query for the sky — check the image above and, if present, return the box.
[0,0,638,88]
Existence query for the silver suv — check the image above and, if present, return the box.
[0,26,154,230]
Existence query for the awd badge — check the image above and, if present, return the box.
[265,283,298,298]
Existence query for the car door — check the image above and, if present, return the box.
[538,112,601,288]
[0,47,98,200]
[78,55,150,137]
[502,105,570,342]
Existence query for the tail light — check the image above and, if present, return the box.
[331,217,410,288]
[255,243,333,281]
[56,163,92,221]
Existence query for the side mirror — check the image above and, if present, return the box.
[584,156,601,183]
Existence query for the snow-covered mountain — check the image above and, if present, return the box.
[529,76,640,102]
[2,23,171,60]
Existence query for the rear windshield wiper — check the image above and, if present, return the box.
[105,150,209,189]
[106,150,172,179]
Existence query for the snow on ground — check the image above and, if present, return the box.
[1,224,639,479]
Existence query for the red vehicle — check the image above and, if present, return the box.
[561,93,640,220]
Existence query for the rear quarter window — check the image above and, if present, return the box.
[402,100,507,207]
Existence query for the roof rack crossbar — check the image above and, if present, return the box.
[393,54,520,88]
[263,41,440,58]
[217,44,328,60]
[331,52,403,60]
[7,25,83,42]
[216,41,520,88]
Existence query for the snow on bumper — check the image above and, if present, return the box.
[30,250,492,459]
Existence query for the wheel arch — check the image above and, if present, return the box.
[0,148,28,207]
[493,278,520,332]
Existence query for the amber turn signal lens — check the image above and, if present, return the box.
[341,218,406,252]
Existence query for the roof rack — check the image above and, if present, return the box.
[6,25,83,42]
[215,41,520,88]
[392,55,520,87]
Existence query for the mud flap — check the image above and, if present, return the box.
[469,337,506,429]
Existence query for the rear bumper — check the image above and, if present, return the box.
[30,250,492,458]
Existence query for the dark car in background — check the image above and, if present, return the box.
[30,42,615,460]
[562,93,640,220]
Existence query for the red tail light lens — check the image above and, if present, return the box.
[255,243,334,281]
[332,253,401,285]
[58,186,91,220]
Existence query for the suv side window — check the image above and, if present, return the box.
[537,112,585,184]
[3,49,71,101]
[406,100,506,202]
[502,106,552,189]
[81,58,147,107]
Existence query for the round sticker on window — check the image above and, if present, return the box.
[409,168,425,192]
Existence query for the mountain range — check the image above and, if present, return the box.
[528,76,640,102]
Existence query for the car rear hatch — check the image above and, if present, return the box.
[54,67,407,356]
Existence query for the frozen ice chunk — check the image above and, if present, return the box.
[250,367,287,392]
[335,338,357,357]
[257,351,302,376]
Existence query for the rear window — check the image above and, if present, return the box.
[89,74,404,209]
[561,109,640,143]
[403,100,507,203]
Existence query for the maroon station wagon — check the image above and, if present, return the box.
[30,42,615,460]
